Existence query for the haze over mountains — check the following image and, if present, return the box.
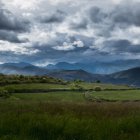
[46,59,140,74]
[0,62,49,76]
[0,62,140,86]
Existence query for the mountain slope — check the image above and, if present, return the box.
[48,67,140,86]
[0,62,49,75]
[48,69,113,83]
[110,67,140,86]
[46,60,140,74]
[48,69,96,82]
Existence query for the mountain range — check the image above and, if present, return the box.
[46,60,140,74]
[0,62,140,86]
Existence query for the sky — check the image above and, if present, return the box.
[0,0,140,66]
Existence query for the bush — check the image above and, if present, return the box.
[94,86,102,91]
[75,85,84,91]
[96,80,101,83]
[6,86,16,93]
[0,90,11,98]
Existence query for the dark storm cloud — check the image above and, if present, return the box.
[27,33,95,62]
[0,30,28,43]
[111,4,140,27]
[103,39,140,54]
[88,3,140,28]
[40,10,66,24]
[0,8,30,32]
[31,45,90,63]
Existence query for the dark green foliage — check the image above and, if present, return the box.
[0,90,11,98]
[75,85,84,91]
[70,83,85,91]
[0,74,67,85]
[95,86,102,91]
[96,80,101,83]
[74,79,84,83]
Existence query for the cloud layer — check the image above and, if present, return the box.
[0,0,140,65]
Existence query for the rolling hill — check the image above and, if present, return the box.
[48,69,99,82]
[48,67,140,86]
[110,67,140,86]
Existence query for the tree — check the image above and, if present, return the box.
[96,80,101,83]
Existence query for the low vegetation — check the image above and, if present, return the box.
[0,74,140,140]
[0,90,10,98]
[94,86,102,91]
[0,95,140,140]
[0,74,67,85]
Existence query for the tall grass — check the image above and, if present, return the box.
[0,100,140,140]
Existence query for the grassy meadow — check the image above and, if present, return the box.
[1,82,133,93]
[91,90,140,101]
[0,75,140,140]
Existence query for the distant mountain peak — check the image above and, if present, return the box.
[46,60,140,74]
[1,62,32,67]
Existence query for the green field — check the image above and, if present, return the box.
[78,82,132,90]
[0,81,140,140]
[14,91,85,102]
[11,90,140,102]
[91,90,140,101]
[0,82,133,93]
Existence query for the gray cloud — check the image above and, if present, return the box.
[0,7,30,32]
[88,2,140,29]
[89,6,107,24]
[111,3,140,27]
[0,0,140,65]
[103,39,140,54]
[70,19,88,30]
[0,30,28,43]
[21,33,95,63]
[40,10,66,24]
[32,33,91,52]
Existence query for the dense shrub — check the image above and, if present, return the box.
[96,80,101,83]
[0,74,68,85]
[70,84,85,91]
[94,86,102,91]
[0,90,11,98]
[75,85,84,91]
